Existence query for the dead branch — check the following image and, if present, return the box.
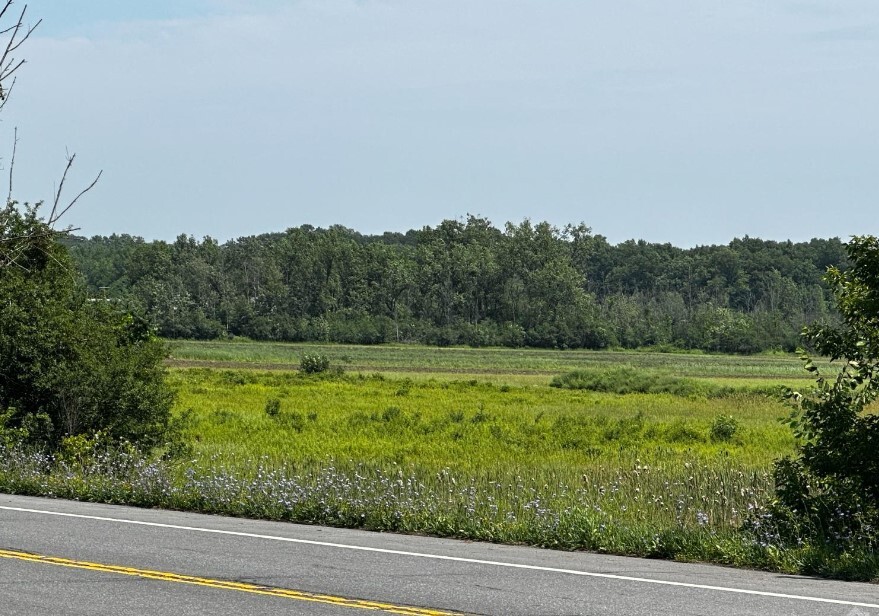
[6,125,16,203]
[48,151,74,221]
[48,151,102,228]
[0,75,14,112]
[52,168,102,226]
[0,3,40,102]
[0,2,96,270]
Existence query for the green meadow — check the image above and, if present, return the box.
[148,341,826,570]
[170,368,793,471]
[168,341,814,470]
[167,341,813,495]
[169,339,819,382]
[9,341,854,575]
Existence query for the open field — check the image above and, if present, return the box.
[137,341,816,569]
[171,368,793,470]
[168,340,820,384]
[169,342,804,477]
[9,340,866,577]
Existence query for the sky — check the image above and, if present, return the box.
[2,1,878,247]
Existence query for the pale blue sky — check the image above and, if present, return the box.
[4,1,878,246]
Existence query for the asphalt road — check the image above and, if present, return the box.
[1,493,877,615]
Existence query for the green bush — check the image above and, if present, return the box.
[0,204,173,450]
[299,353,331,374]
[760,235,879,555]
[279,411,305,432]
[709,415,739,442]
[264,398,281,417]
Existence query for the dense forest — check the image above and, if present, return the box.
[65,217,846,353]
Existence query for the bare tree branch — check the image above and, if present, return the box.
[52,168,102,226]
[0,74,14,112]
[6,124,16,203]
[45,150,103,228]
[0,3,97,271]
[49,151,74,222]
[0,1,12,23]
[0,2,40,102]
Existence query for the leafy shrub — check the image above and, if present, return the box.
[264,398,281,417]
[380,406,402,422]
[548,366,763,399]
[0,205,173,450]
[665,421,705,444]
[601,411,646,442]
[709,415,739,442]
[759,236,879,556]
[471,407,491,423]
[500,322,526,348]
[300,353,331,374]
[279,411,305,432]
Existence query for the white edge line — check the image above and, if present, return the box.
[2,504,877,610]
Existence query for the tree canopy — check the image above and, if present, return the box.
[67,218,846,353]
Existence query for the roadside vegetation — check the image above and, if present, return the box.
[0,362,787,565]
[0,4,171,453]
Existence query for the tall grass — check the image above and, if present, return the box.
[170,369,792,470]
[550,365,784,398]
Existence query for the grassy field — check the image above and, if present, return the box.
[9,340,857,576]
[149,341,813,567]
[171,368,793,470]
[168,340,807,470]
[168,340,819,385]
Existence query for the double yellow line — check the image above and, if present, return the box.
[0,548,464,615]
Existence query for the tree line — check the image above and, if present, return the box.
[66,217,846,353]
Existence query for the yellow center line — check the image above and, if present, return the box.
[0,548,464,616]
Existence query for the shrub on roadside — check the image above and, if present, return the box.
[0,205,173,451]
[754,236,879,563]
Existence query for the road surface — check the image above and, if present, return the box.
[1,493,876,615]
